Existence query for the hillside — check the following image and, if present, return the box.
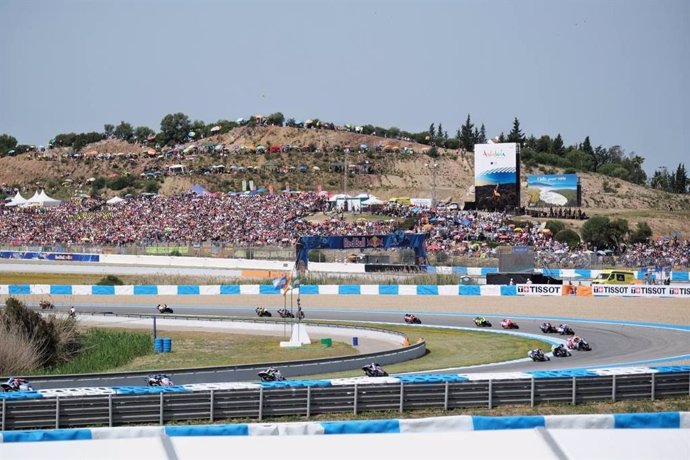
[1,126,689,237]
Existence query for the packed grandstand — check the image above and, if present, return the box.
[1,190,688,269]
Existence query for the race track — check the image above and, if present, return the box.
[11,292,689,389]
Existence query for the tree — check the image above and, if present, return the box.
[103,124,114,138]
[591,145,610,172]
[581,136,594,157]
[134,126,155,143]
[581,215,629,250]
[650,168,671,191]
[629,222,652,244]
[554,229,581,249]
[507,117,524,144]
[436,123,443,139]
[113,121,134,141]
[266,112,285,126]
[459,114,474,151]
[478,124,486,144]
[672,163,688,193]
[160,113,191,145]
[545,220,565,235]
[550,134,565,156]
[0,133,18,155]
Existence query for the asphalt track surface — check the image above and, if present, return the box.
[12,294,689,390]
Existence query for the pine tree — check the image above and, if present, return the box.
[429,123,435,138]
[437,123,443,139]
[581,136,594,157]
[460,114,474,150]
[478,124,486,144]
[673,163,688,193]
[551,134,565,156]
[507,117,525,144]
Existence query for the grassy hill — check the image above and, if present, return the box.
[1,126,689,237]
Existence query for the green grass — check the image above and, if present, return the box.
[39,322,545,376]
[43,328,152,375]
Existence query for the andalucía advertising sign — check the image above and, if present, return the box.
[474,143,519,211]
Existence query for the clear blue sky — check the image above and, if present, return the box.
[1,0,688,175]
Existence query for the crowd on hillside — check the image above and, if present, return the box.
[0,193,688,268]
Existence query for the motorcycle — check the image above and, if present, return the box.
[39,300,54,310]
[557,324,574,335]
[404,314,421,324]
[146,374,174,387]
[256,307,272,318]
[528,349,550,362]
[551,344,572,358]
[277,308,294,318]
[362,363,388,377]
[501,319,519,329]
[258,367,285,382]
[474,317,492,327]
[567,336,592,351]
[1,377,34,392]
[157,304,174,314]
[540,322,557,333]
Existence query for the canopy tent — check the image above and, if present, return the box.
[5,191,28,207]
[106,196,125,205]
[37,190,62,207]
[22,190,61,208]
[361,196,384,206]
[190,184,211,196]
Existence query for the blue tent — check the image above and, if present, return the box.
[190,184,210,196]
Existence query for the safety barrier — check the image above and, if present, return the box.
[1,366,688,431]
[1,411,688,442]
[2,283,689,297]
[2,250,689,281]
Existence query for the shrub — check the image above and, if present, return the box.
[629,222,652,244]
[545,220,565,235]
[97,275,124,285]
[0,324,41,374]
[554,229,581,249]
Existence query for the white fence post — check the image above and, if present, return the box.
[353,384,358,415]
[258,387,264,421]
[108,394,113,427]
[488,380,493,409]
[55,396,60,429]
[651,373,655,401]
[210,390,215,422]
[159,393,164,425]
[399,382,404,413]
[530,379,535,407]
[306,386,311,418]
[612,375,617,402]
[444,381,449,411]
[572,377,577,405]
[2,398,5,431]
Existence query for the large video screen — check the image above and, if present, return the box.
[526,174,581,207]
[474,143,520,211]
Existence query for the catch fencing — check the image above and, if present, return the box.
[1,369,688,431]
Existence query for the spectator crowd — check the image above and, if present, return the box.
[0,193,688,269]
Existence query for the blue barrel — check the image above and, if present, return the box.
[352,337,359,346]
[162,337,172,353]
[154,337,164,353]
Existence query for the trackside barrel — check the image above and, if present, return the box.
[154,337,164,353]
[162,337,172,353]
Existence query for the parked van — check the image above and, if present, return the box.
[591,270,637,285]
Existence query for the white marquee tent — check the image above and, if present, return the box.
[22,190,62,208]
[4,191,28,207]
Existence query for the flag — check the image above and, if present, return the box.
[272,275,287,291]
[282,275,300,296]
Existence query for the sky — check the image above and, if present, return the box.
[1,0,688,175]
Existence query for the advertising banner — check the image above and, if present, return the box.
[516,284,563,296]
[0,251,99,262]
[474,143,519,211]
[591,284,690,298]
[527,174,581,207]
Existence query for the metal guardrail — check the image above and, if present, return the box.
[2,372,688,431]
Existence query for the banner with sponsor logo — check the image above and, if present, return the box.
[474,142,520,211]
[0,251,100,262]
[516,284,563,296]
[591,284,690,298]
